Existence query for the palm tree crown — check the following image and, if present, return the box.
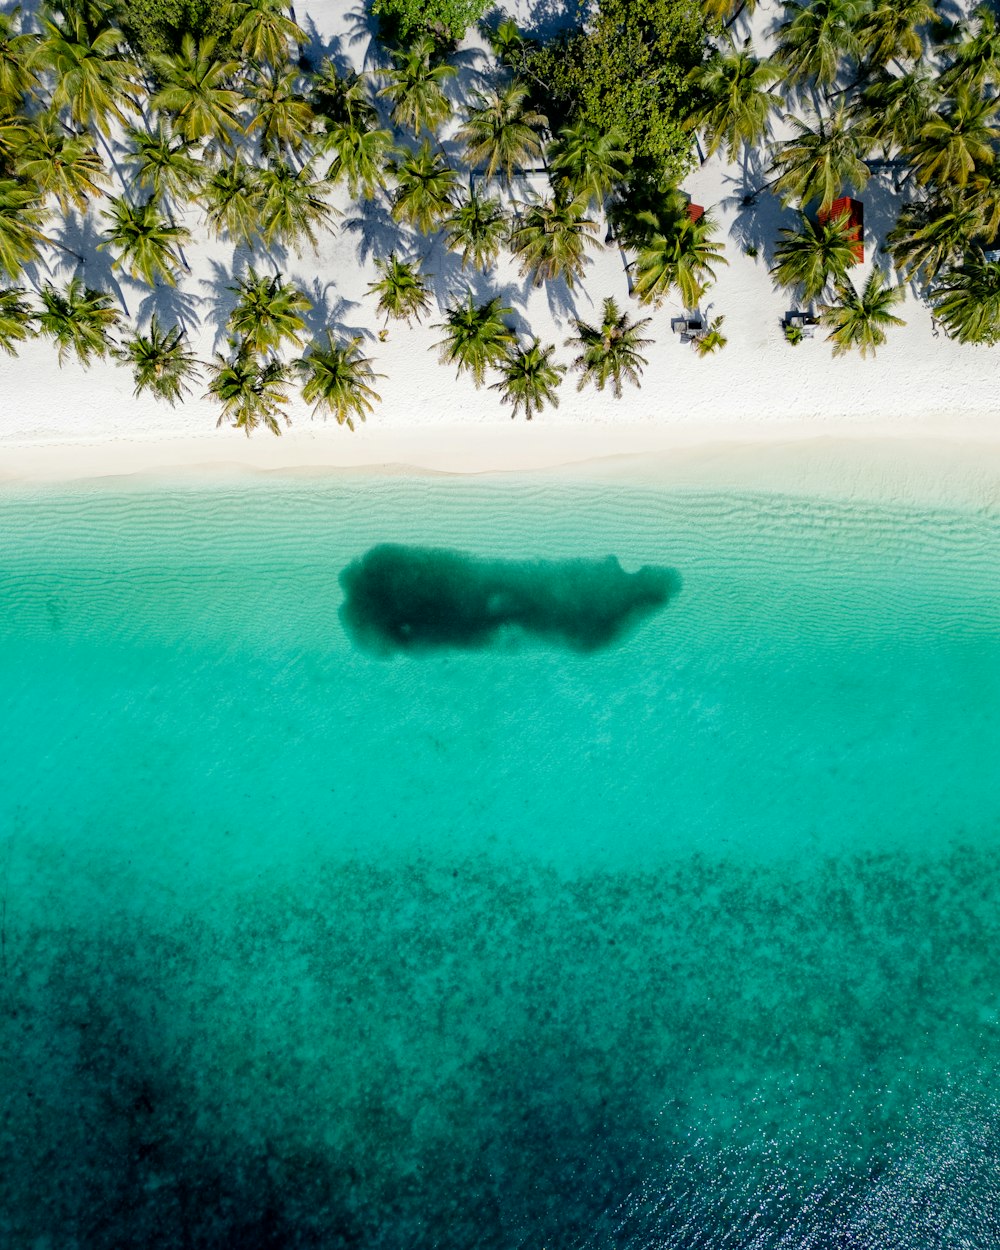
[32,12,138,136]
[566,297,653,399]
[434,294,515,387]
[456,81,546,183]
[774,0,863,88]
[100,195,190,286]
[686,38,783,163]
[821,268,905,356]
[114,317,200,405]
[149,34,243,147]
[630,200,727,307]
[906,88,999,189]
[388,140,457,233]
[930,250,1000,344]
[14,122,108,212]
[227,267,311,355]
[36,276,120,367]
[296,333,382,428]
[508,195,599,290]
[444,191,508,270]
[367,253,431,329]
[0,284,33,356]
[772,106,871,213]
[771,210,859,302]
[378,36,456,134]
[206,345,291,436]
[547,122,630,209]
[489,339,565,420]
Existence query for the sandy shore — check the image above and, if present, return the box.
[2,0,1000,508]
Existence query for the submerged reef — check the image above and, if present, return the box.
[339,544,681,654]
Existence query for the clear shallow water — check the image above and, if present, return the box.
[0,476,998,1247]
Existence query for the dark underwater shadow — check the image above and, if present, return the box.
[339,544,681,656]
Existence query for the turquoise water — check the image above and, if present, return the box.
[0,475,998,1247]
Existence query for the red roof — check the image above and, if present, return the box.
[818,196,864,263]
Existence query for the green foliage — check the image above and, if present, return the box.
[296,333,382,428]
[566,297,653,398]
[370,0,492,45]
[112,0,235,60]
[820,268,906,357]
[930,249,1000,343]
[489,338,565,420]
[692,313,727,355]
[113,317,200,404]
[524,0,708,185]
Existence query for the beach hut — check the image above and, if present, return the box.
[818,196,864,263]
[686,202,705,223]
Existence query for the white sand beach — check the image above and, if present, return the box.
[2,0,1000,492]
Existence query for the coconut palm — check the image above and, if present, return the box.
[820,268,905,356]
[566,297,653,398]
[456,81,546,183]
[489,339,565,420]
[246,66,314,156]
[686,38,783,163]
[206,346,290,436]
[257,159,337,249]
[770,209,858,301]
[322,118,392,199]
[773,0,862,88]
[100,195,190,286]
[939,6,1000,95]
[508,195,599,289]
[149,34,243,147]
[31,11,138,136]
[434,294,515,387]
[228,0,307,67]
[227,267,310,355]
[201,158,262,246]
[296,333,381,428]
[856,0,937,67]
[378,36,456,134]
[36,276,120,366]
[14,122,108,212]
[547,121,631,208]
[0,8,38,105]
[367,253,431,331]
[484,15,534,69]
[930,249,1000,343]
[310,61,377,129]
[630,205,727,307]
[113,317,200,404]
[0,284,32,355]
[387,140,457,233]
[852,69,937,157]
[906,88,999,189]
[701,0,759,24]
[772,106,871,212]
[443,190,508,270]
[888,194,982,283]
[0,108,31,170]
[0,176,45,279]
[126,124,200,206]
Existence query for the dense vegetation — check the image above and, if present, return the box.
[0,0,998,435]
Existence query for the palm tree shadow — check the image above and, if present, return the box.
[199,257,245,352]
[56,210,131,312]
[859,171,904,265]
[518,0,588,40]
[298,20,351,74]
[134,282,207,334]
[541,271,583,321]
[342,194,410,264]
[722,154,797,268]
[301,279,371,342]
[342,3,383,69]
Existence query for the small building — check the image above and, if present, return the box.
[686,202,705,224]
[818,196,864,263]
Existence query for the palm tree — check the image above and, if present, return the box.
[310,61,377,129]
[509,195,599,289]
[489,339,565,420]
[443,190,508,269]
[770,209,858,300]
[127,124,200,206]
[547,121,630,208]
[0,176,45,279]
[100,195,190,285]
[149,34,243,147]
[367,253,431,331]
[434,294,515,386]
[0,8,38,105]
[322,118,392,199]
[773,0,862,88]
[906,89,999,189]
[0,284,33,356]
[36,276,120,367]
[939,6,1000,95]
[296,333,382,428]
[113,317,200,404]
[566,297,653,398]
[378,36,456,134]
[630,205,727,307]
[888,194,982,283]
[701,0,760,25]
[456,81,546,183]
[852,69,937,158]
[856,0,937,67]
[14,122,108,212]
[820,268,905,356]
[930,250,1000,343]
[246,66,314,156]
[257,159,337,249]
[206,346,290,436]
[228,0,307,67]
[686,38,783,163]
[31,11,138,136]
[387,140,457,233]
[772,106,871,212]
[227,267,311,355]
[201,158,262,246]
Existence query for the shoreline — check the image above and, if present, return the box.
[4,421,1000,511]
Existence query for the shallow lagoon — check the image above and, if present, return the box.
[0,475,998,1247]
